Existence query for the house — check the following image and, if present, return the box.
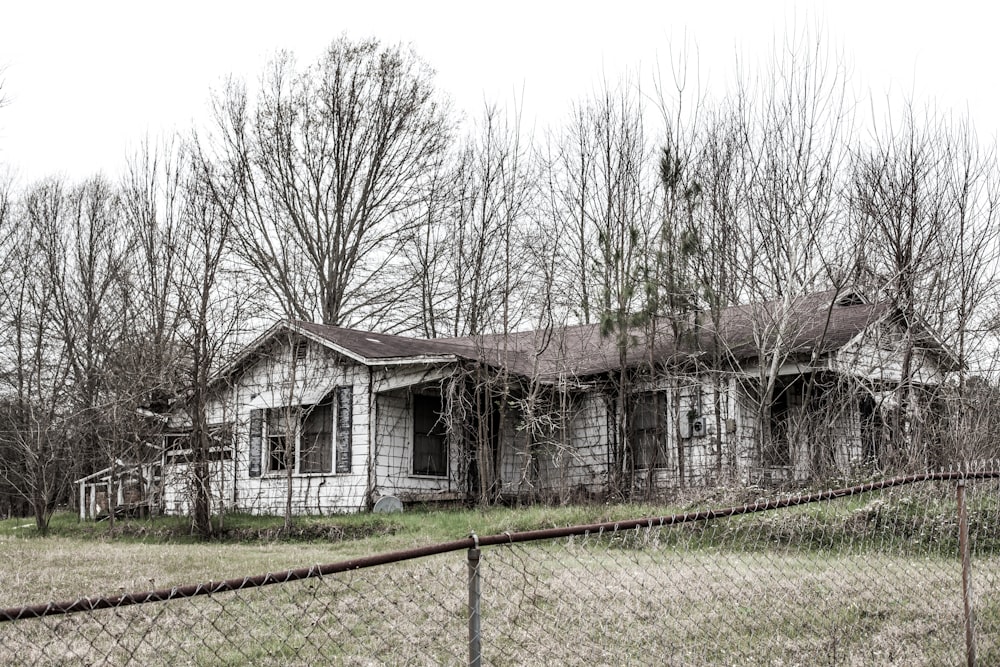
[150,288,958,516]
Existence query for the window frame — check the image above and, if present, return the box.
[250,388,352,478]
[265,407,296,474]
[163,425,234,464]
[298,401,334,474]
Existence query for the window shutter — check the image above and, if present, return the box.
[248,409,263,478]
[335,386,352,473]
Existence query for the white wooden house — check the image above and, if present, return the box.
[151,288,959,515]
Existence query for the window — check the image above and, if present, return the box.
[248,387,352,477]
[630,392,666,469]
[413,394,447,477]
[300,402,333,473]
[163,425,233,464]
[267,409,295,472]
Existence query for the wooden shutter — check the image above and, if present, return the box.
[248,409,263,478]
[335,386,352,473]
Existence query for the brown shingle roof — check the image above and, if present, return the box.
[289,290,896,381]
[293,321,471,360]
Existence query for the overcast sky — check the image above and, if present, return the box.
[0,1,996,184]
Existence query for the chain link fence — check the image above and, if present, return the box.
[2,471,999,665]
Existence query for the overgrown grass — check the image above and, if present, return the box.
[0,501,691,546]
[6,481,1000,555]
[3,482,999,664]
[1,482,996,609]
[3,545,994,665]
[0,502,691,607]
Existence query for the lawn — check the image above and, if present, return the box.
[0,484,997,665]
[1,541,993,665]
[0,502,689,605]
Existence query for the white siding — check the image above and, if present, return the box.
[628,379,742,492]
[834,327,947,386]
[160,459,232,516]
[165,338,371,515]
[372,390,465,501]
[531,392,608,498]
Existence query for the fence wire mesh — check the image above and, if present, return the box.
[2,473,999,665]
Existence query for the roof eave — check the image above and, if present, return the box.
[368,355,462,367]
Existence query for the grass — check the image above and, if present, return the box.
[0,502,694,609]
[3,546,988,665]
[8,483,996,551]
[2,483,999,664]
[0,501,705,560]
[2,484,998,602]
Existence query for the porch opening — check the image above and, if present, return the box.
[413,393,447,477]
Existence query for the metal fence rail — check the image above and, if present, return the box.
[2,471,999,665]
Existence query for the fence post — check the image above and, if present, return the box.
[957,478,976,667]
[468,533,482,667]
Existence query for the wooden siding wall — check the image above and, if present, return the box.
[165,339,372,515]
[834,335,946,386]
[498,415,529,496]
[489,374,875,500]
[373,390,464,501]
[540,392,609,496]
[629,379,743,493]
[486,392,609,500]
[160,459,233,516]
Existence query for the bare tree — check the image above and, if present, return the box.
[850,103,1000,469]
[538,102,601,325]
[427,101,536,338]
[939,121,1000,464]
[419,99,537,503]
[551,76,659,497]
[393,162,454,337]
[175,156,245,537]
[0,179,75,533]
[50,178,143,525]
[0,175,149,527]
[206,36,451,328]
[687,104,748,479]
[120,137,189,402]
[733,28,852,476]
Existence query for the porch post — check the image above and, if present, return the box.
[468,532,482,667]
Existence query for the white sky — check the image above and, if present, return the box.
[1,0,997,184]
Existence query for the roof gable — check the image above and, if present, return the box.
[212,320,467,384]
